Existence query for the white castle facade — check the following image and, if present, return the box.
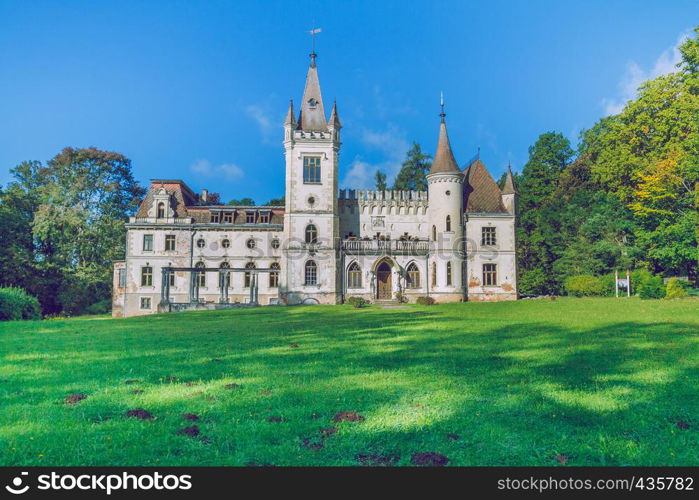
[112,52,518,317]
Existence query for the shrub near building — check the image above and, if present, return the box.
[0,287,41,321]
[563,275,605,297]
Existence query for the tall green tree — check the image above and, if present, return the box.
[374,170,387,191]
[393,142,432,191]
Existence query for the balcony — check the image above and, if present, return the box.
[341,239,430,255]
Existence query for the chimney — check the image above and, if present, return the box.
[201,189,208,203]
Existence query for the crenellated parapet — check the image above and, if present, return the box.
[339,189,428,215]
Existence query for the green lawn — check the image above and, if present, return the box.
[0,297,697,466]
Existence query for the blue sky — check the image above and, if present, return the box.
[1,1,696,203]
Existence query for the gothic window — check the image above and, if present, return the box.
[140,297,151,309]
[157,202,165,219]
[143,234,153,251]
[196,238,205,249]
[222,238,230,249]
[141,266,153,287]
[406,263,420,289]
[431,262,437,287]
[246,238,256,249]
[432,225,436,241]
[303,156,321,184]
[165,235,176,251]
[269,262,280,288]
[244,262,255,288]
[195,261,206,287]
[482,227,496,246]
[446,261,453,286]
[305,224,318,244]
[305,260,318,285]
[271,238,280,249]
[220,262,230,288]
[483,263,497,286]
[347,262,362,288]
[446,215,451,232]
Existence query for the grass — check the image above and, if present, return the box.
[0,297,697,466]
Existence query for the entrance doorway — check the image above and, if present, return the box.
[376,261,392,300]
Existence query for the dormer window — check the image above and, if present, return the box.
[245,212,256,224]
[259,213,269,224]
[157,202,165,219]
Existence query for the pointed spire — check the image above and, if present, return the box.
[429,94,460,175]
[328,100,342,129]
[297,53,327,131]
[284,99,296,126]
[501,163,517,194]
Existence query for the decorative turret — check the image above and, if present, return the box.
[283,99,297,143]
[428,94,461,175]
[501,163,517,215]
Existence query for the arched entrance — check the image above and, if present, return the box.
[376,261,392,300]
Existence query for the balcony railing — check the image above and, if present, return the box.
[129,216,193,224]
[341,239,430,255]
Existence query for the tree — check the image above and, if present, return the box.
[393,142,432,191]
[228,197,255,206]
[374,170,387,191]
[265,196,285,206]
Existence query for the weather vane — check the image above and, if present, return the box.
[309,27,322,56]
[440,91,446,120]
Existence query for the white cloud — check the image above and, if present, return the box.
[602,31,689,116]
[190,159,244,181]
[341,124,409,189]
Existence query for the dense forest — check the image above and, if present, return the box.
[1,29,696,316]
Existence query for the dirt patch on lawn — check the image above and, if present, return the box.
[266,416,283,423]
[676,421,691,430]
[410,452,449,467]
[176,425,200,438]
[289,344,299,349]
[301,437,324,450]
[184,381,199,387]
[225,383,241,390]
[130,389,144,395]
[125,408,154,420]
[182,413,200,422]
[164,376,178,383]
[356,453,399,466]
[124,379,140,385]
[446,433,461,441]
[319,427,338,437]
[65,393,87,405]
[332,411,365,423]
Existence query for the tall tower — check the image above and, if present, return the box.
[281,52,342,304]
[426,97,465,301]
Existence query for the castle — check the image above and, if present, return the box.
[112,51,518,317]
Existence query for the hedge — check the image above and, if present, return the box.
[0,287,42,321]
[563,275,605,297]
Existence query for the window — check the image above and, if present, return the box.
[222,212,233,223]
[446,215,451,232]
[347,262,362,288]
[446,261,452,286]
[305,260,317,285]
[168,272,175,287]
[245,212,255,224]
[196,238,205,248]
[406,263,420,289]
[246,238,256,249]
[165,235,176,251]
[271,238,280,249]
[305,224,318,244]
[118,269,126,287]
[140,297,151,309]
[259,213,269,224]
[195,261,206,287]
[157,202,165,219]
[211,212,220,223]
[482,227,496,246]
[141,266,153,286]
[244,262,255,288]
[269,262,280,288]
[431,262,437,287]
[303,156,321,184]
[143,234,153,251]
[432,225,436,241]
[222,238,230,249]
[220,262,230,288]
[483,263,497,286]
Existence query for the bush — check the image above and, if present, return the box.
[346,296,369,308]
[395,291,408,303]
[85,299,112,315]
[0,287,42,321]
[563,275,605,297]
[638,276,665,299]
[416,296,435,305]
[665,278,687,299]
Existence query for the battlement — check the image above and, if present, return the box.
[339,189,428,202]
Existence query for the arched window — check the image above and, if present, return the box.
[406,263,420,289]
[347,262,362,288]
[432,225,436,241]
[220,262,230,288]
[269,262,280,288]
[305,224,318,244]
[157,202,165,219]
[446,215,451,232]
[305,260,317,285]
[195,261,206,287]
[244,262,256,288]
[431,262,437,287]
[446,261,452,286]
